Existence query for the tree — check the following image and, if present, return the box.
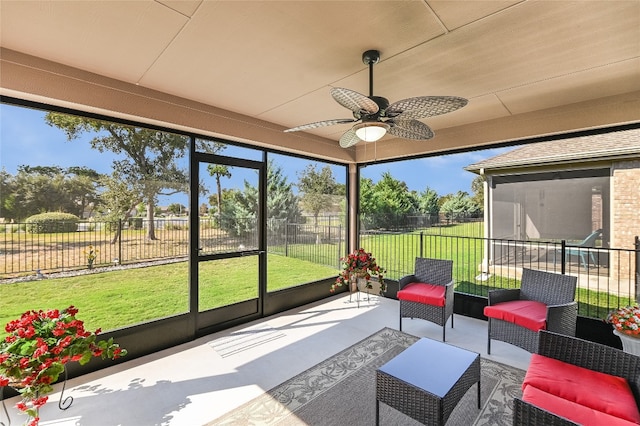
[358,178,376,215]
[471,175,485,212]
[65,166,101,218]
[45,113,189,240]
[167,203,185,215]
[97,172,142,244]
[218,160,300,237]
[198,140,232,224]
[440,191,480,219]
[219,185,257,237]
[297,164,339,226]
[360,172,418,229]
[266,160,301,228]
[0,168,17,221]
[418,186,440,216]
[207,164,231,222]
[0,166,100,221]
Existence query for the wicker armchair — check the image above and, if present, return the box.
[398,258,454,341]
[513,330,640,426]
[485,268,577,354]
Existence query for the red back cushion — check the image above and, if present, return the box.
[483,300,547,331]
[397,283,446,307]
[523,354,640,423]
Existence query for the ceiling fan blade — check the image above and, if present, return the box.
[284,118,356,132]
[388,119,434,140]
[331,87,379,115]
[339,129,361,148]
[386,96,468,120]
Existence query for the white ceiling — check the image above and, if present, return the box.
[1,0,639,160]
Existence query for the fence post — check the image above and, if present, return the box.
[560,239,566,275]
[635,236,640,303]
[419,231,424,258]
[118,219,123,265]
[61,225,64,272]
[285,223,288,257]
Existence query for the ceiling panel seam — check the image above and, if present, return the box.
[155,0,202,18]
[422,1,449,33]
[474,57,640,99]
[135,12,195,85]
[452,0,530,30]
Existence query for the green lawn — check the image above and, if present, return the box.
[1,223,630,338]
[0,255,338,339]
[360,226,631,320]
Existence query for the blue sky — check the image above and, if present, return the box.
[0,103,510,201]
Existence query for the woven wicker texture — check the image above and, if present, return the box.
[376,348,480,425]
[399,258,454,341]
[487,268,577,354]
[513,330,640,425]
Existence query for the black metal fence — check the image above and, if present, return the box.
[0,219,192,277]
[361,231,640,320]
[360,212,483,236]
[3,217,638,320]
[0,217,347,278]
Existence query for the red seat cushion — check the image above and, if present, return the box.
[483,300,547,331]
[522,385,639,426]
[397,283,446,307]
[523,354,640,423]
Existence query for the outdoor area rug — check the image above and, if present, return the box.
[207,327,525,425]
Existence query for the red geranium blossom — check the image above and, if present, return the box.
[331,248,386,294]
[0,306,127,425]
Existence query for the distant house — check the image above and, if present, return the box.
[465,128,640,280]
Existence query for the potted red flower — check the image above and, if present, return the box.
[605,305,640,355]
[0,306,126,426]
[331,248,386,294]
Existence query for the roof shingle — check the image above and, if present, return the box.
[465,128,640,172]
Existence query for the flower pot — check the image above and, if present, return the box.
[613,329,640,356]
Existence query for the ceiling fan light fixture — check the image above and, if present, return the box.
[353,121,389,142]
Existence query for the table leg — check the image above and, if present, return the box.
[477,378,481,408]
[376,399,379,426]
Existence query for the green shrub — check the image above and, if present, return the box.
[25,212,79,233]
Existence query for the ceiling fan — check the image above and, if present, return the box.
[284,50,468,148]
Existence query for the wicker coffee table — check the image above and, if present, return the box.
[376,337,481,425]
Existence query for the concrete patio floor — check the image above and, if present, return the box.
[1,293,531,426]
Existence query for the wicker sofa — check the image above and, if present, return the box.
[514,330,640,425]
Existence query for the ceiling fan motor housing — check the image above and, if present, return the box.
[369,96,389,117]
[357,96,389,121]
[362,49,381,65]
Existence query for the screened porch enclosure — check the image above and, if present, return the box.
[488,170,610,270]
